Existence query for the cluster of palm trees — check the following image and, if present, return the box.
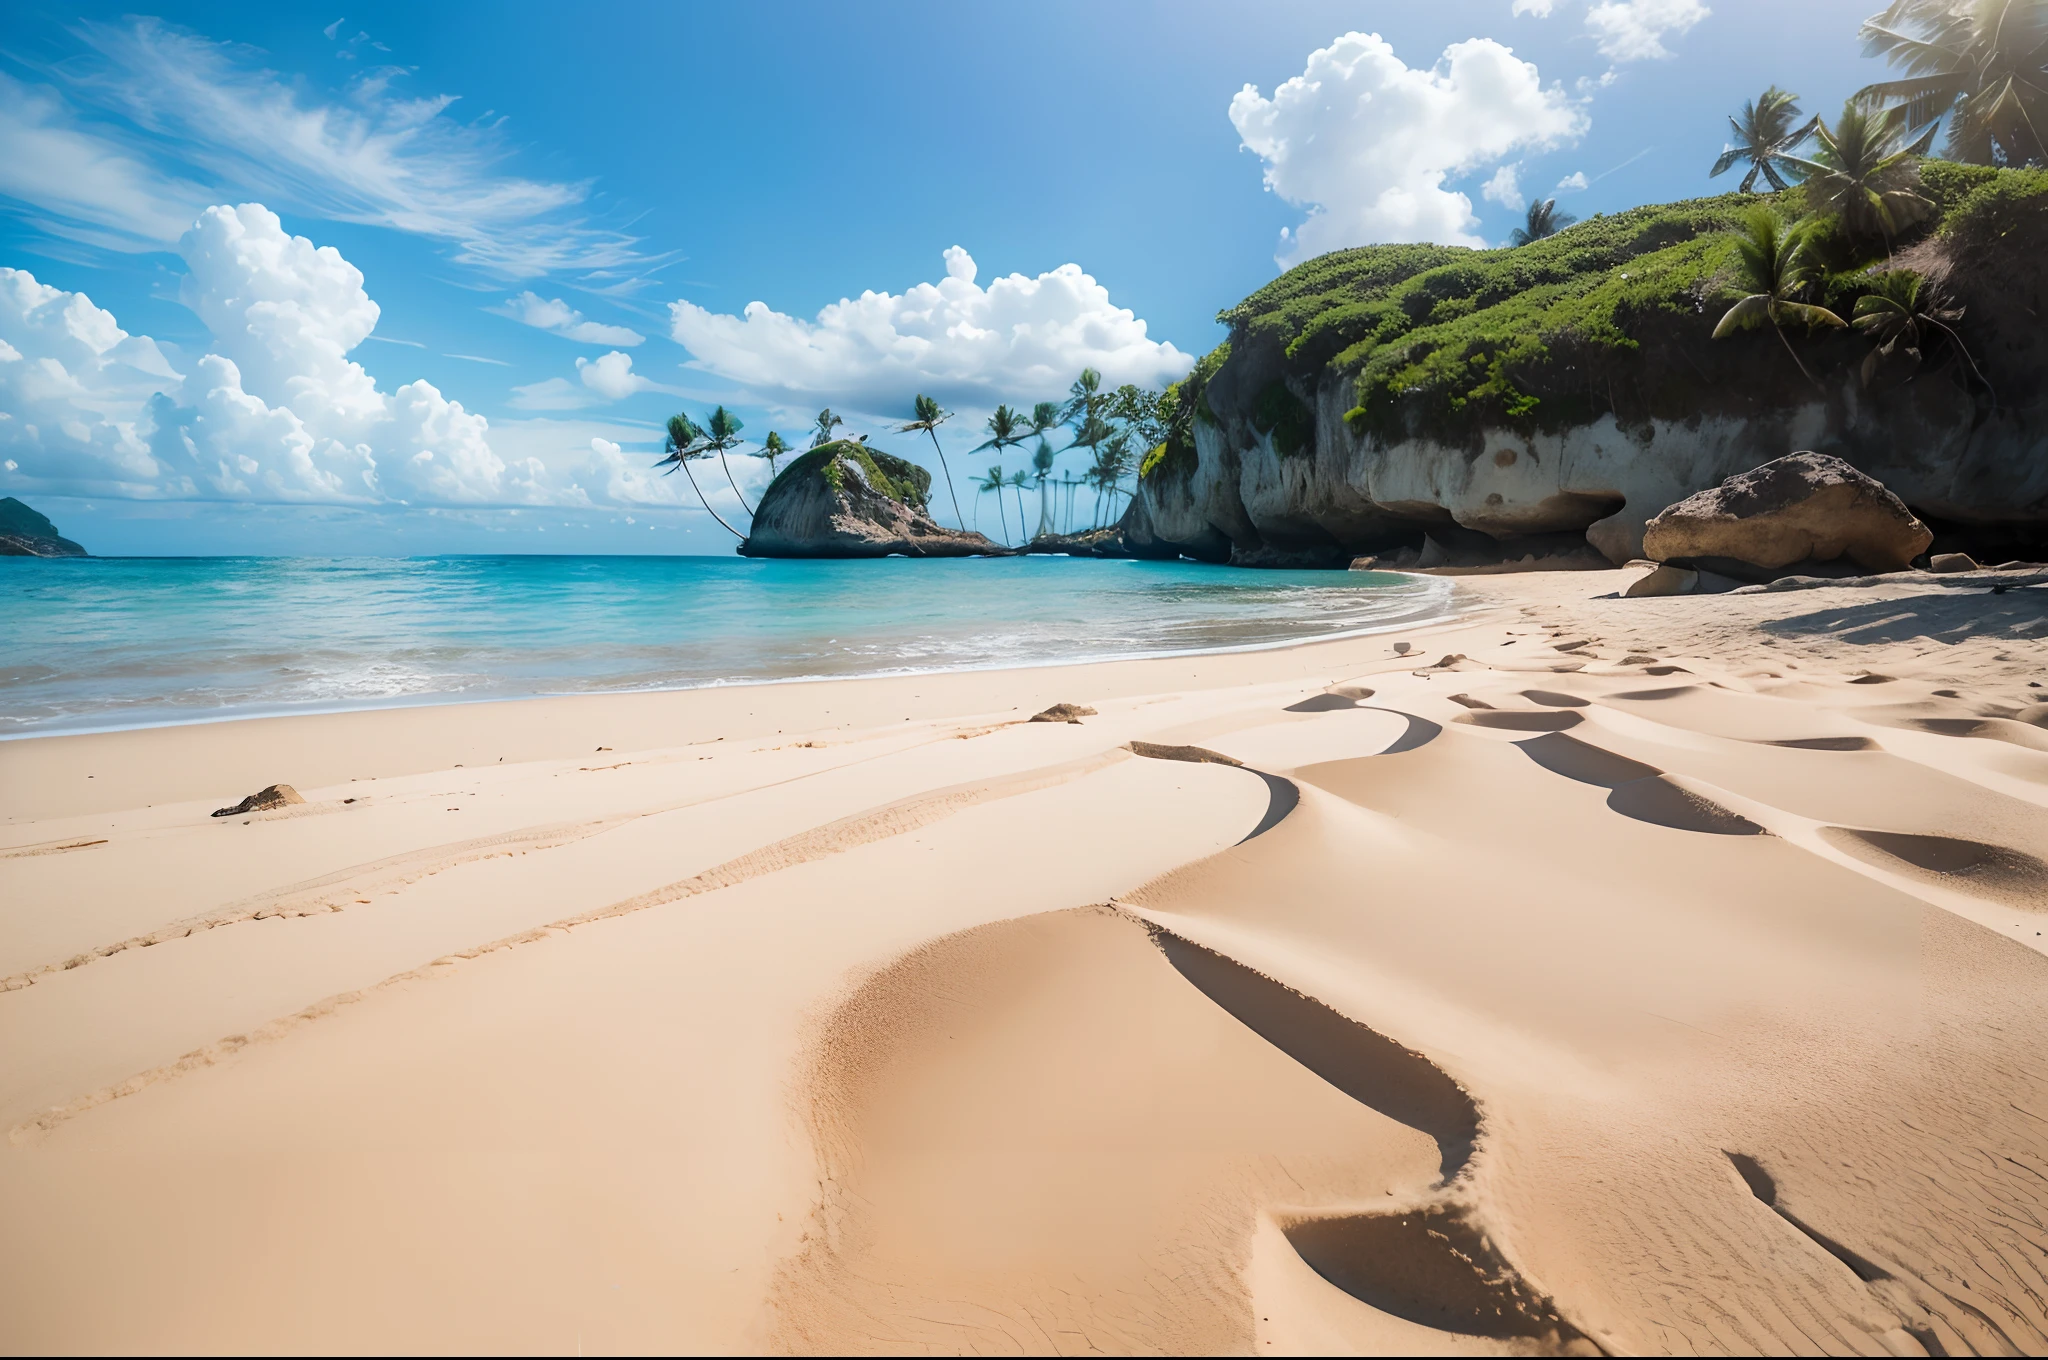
[1694,0,2040,395]
[962,371,1157,545]
[653,373,1164,545]
[1504,1,2043,251]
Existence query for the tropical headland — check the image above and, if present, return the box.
[6,3,2048,1355]
[700,156,2045,580]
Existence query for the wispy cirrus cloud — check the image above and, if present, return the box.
[0,72,210,252]
[3,17,654,278]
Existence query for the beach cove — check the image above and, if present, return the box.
[4,565,2046,1353]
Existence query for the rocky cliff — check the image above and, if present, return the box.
[740,441,1006,558]
[0,497,88,557]
[1133,164,2047,568]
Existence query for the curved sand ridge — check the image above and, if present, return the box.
[1,567,2046,1353]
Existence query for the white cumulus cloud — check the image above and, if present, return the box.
[1586,0,1709,61]
[0,267,183,495]
[1229,33,1587,262]
[1556,170,1591,192]
[1512,0,1557,15]
[0,202,557,508]
[1482,164,1524,208]
[510,349,667,411]
[666,246,1192,413]
[491,291,645,346]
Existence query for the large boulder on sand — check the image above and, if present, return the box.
[1641,452,1932,575]
[739,441,1006,558]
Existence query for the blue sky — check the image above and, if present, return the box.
[0,0,1889,555]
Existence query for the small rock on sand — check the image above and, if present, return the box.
[211,784,304,818]
[1030,703,1097,724]
[1930,553,1980,573]
[1625,564,1699,598]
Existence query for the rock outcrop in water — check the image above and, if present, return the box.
[0,497,88,557]
[739,441,1007,558]
[1129,165,2047,569]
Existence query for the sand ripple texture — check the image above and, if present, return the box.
[2,568,2047,1354]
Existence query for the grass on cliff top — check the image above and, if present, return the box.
[767,441,932,507]
[1174,164,2045,453]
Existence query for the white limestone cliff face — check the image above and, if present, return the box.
[1136,365,2043,567]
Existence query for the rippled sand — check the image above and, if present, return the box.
[3,566,2046,1354]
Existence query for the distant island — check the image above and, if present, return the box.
[0,498,87,557]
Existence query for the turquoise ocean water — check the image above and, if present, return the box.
[0,555,1455,738]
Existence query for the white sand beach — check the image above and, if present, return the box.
[4,565,2047,1355]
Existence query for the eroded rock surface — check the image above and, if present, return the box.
[739,442,1005,559]
[1642,452,1933,574]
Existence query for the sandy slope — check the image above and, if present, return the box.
[1,566,2045,1355]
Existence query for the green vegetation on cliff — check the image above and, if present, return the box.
[768,440,932,507]
[1151,164,2045,467]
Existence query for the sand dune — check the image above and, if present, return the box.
[2,567,2045,1354]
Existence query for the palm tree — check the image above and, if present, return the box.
[1712,206,1848,388]
[1027,400,1062,441]
[1061,369,1104,428]
[1006,469,1031,536]
[974,464,1011,544]
[1857,0,2048,168]
[1083,432,1135,528]
[1853,269,1995,398]
[900,394,965,529]
[1061,473,1082,533]
[753,431,792,479]
[1031,438,1057,539]
[810,408,844,449]
[973,404,1029,463]
[1786,101,1937,246]
[699,405,754,515]
[1710,86,1820,190]
[654,412,745,540]
[1509,198,1577,246]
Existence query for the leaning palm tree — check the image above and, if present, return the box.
[974,464,1011,544]
[810,408,844,449]
[654,412,745,540]
[699,405,754,516]
[1857,0,2048,168]
[1711,86,1820,190]
[1509,198,1577,246]
[1852,269,1995,398]
[1713,206,1848,388]
[900,394,965,529]
[1786,100,1937,247]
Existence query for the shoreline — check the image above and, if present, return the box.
[0,553,1456,750]
[4,565,2047,1352]
[0,594,1490,826]
[0,577,1465,748]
